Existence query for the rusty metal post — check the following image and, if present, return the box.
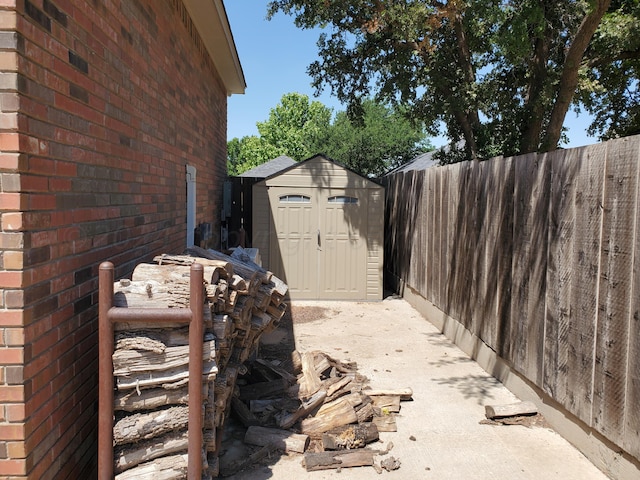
[98,262,115,480]
[98,261,205,479]
[188,262,204,478]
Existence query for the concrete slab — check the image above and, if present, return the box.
[221,297,609,479]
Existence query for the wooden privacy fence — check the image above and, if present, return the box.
[383,134,640,462]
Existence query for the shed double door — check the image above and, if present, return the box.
[268,187,367,300]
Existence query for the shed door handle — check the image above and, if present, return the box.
[317,229,321,249]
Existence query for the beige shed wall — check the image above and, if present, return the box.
[253,156,384,301]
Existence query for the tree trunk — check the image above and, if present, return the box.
[541,0,611,151]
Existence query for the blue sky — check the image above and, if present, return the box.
[224,2,597,149]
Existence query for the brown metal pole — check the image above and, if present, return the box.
[98,262,114,480]
[188,262,204,478]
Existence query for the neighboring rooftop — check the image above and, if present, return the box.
[388,150,439,174]
[238,155,297,178]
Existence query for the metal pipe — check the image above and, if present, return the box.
[188,263,204,478]
[98,262,115,480]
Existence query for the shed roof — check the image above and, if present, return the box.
[239,155,297,178]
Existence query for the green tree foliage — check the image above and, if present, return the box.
[228,93,430,176]
[227,93,331,175]
[267,0,638,161]
[320,99,431,177]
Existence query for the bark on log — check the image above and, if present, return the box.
[113,406,189,446]
[303,449,378,472]
[244,426,310,453]
[114,430,188,473]
[322,423,379,450]
[132,263,221,286]
[114,453,188,480]
[115,360,217,390]
[114,386,190,412]
[153,253,233,278]
[113,340,216,375]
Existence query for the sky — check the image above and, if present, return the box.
[224,1,598,150]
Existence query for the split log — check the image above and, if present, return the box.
[362,387,413,401]
[113,281,192,309]
[303,449,378,472]
[372,414,397,432]
[298,351,322,397]
[322,423,379,450]
[113,405,189,446]
[114,386,189,412]
[153,253,233,279]
[355,402,375,423]
[219,443,278,478]
[325,374,353,399]
[114,359,217,390]
[485,401,538,419]
[132,263,221,286]
[114,453,188,480]
[230,396,260,427]
[112,340,216,376]
[278,389,327,430]
[300,397,358,434]
[244,426,310,453]
[253,358,297,384]
[371,395,401,413]
[114,430,188,473]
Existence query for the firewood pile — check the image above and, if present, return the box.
[108,246,287,479]
[223,349,413,475]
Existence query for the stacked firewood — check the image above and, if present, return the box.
[109,247,287,479]
[224,350,412,475]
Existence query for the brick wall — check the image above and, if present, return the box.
[0,0,230,477]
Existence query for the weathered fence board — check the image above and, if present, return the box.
[566,144,605,425]
[544,149,572,403]
[593,138,637,446]
[438,167,450,312]
[625,139,640,459]
[510,153,550,387]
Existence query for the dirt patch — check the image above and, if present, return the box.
[288,304,339,324]
[479,413,551,428]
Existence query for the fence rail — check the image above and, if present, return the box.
[384,135,640,461]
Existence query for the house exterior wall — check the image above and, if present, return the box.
[0,1,232,477]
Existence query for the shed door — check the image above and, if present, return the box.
[267,187,368,300]
[268,189,317,298]
[319,191,366,299]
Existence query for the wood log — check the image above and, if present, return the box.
[254,358,297,384]
[325,375,354,399]
[322,423,379,450]
[371,395,401,413]
[113,340,216,375]
[303,449,378,472]
[114,386,190,412]
[230,396,260,427]
[113,405,189,446]
[299,351,322,397]
[362,387,413,401]
[114,453,188,480]
[485,401,538,419]
[113,303,212,332]
[300,397,358,434]
[185,246,265,286]
[278,389,327,430]
[355,402,375,423]
[114,430,188,473]
[115,359,217,390]
[113,281,192,309]
[131,263,221,286]
[372,414,397,432]
[244,426,310,453]
[212,314,233,340]
[153,253,233,278]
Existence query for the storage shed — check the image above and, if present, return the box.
[253,155,385,300]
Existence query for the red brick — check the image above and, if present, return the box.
[0,192,22,210]
[0,458,27,475]
[1,212,23,230]
[0,271,23,288]
[0,385,24,402]
[28,194,56,210]
[0,310,24,327]
[0,133,19,151]
[0,347,23,363]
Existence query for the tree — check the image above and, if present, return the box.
[320,99,431,177]
[227,93,332,175]
[228,93,430,176]
[268,0,638,161]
